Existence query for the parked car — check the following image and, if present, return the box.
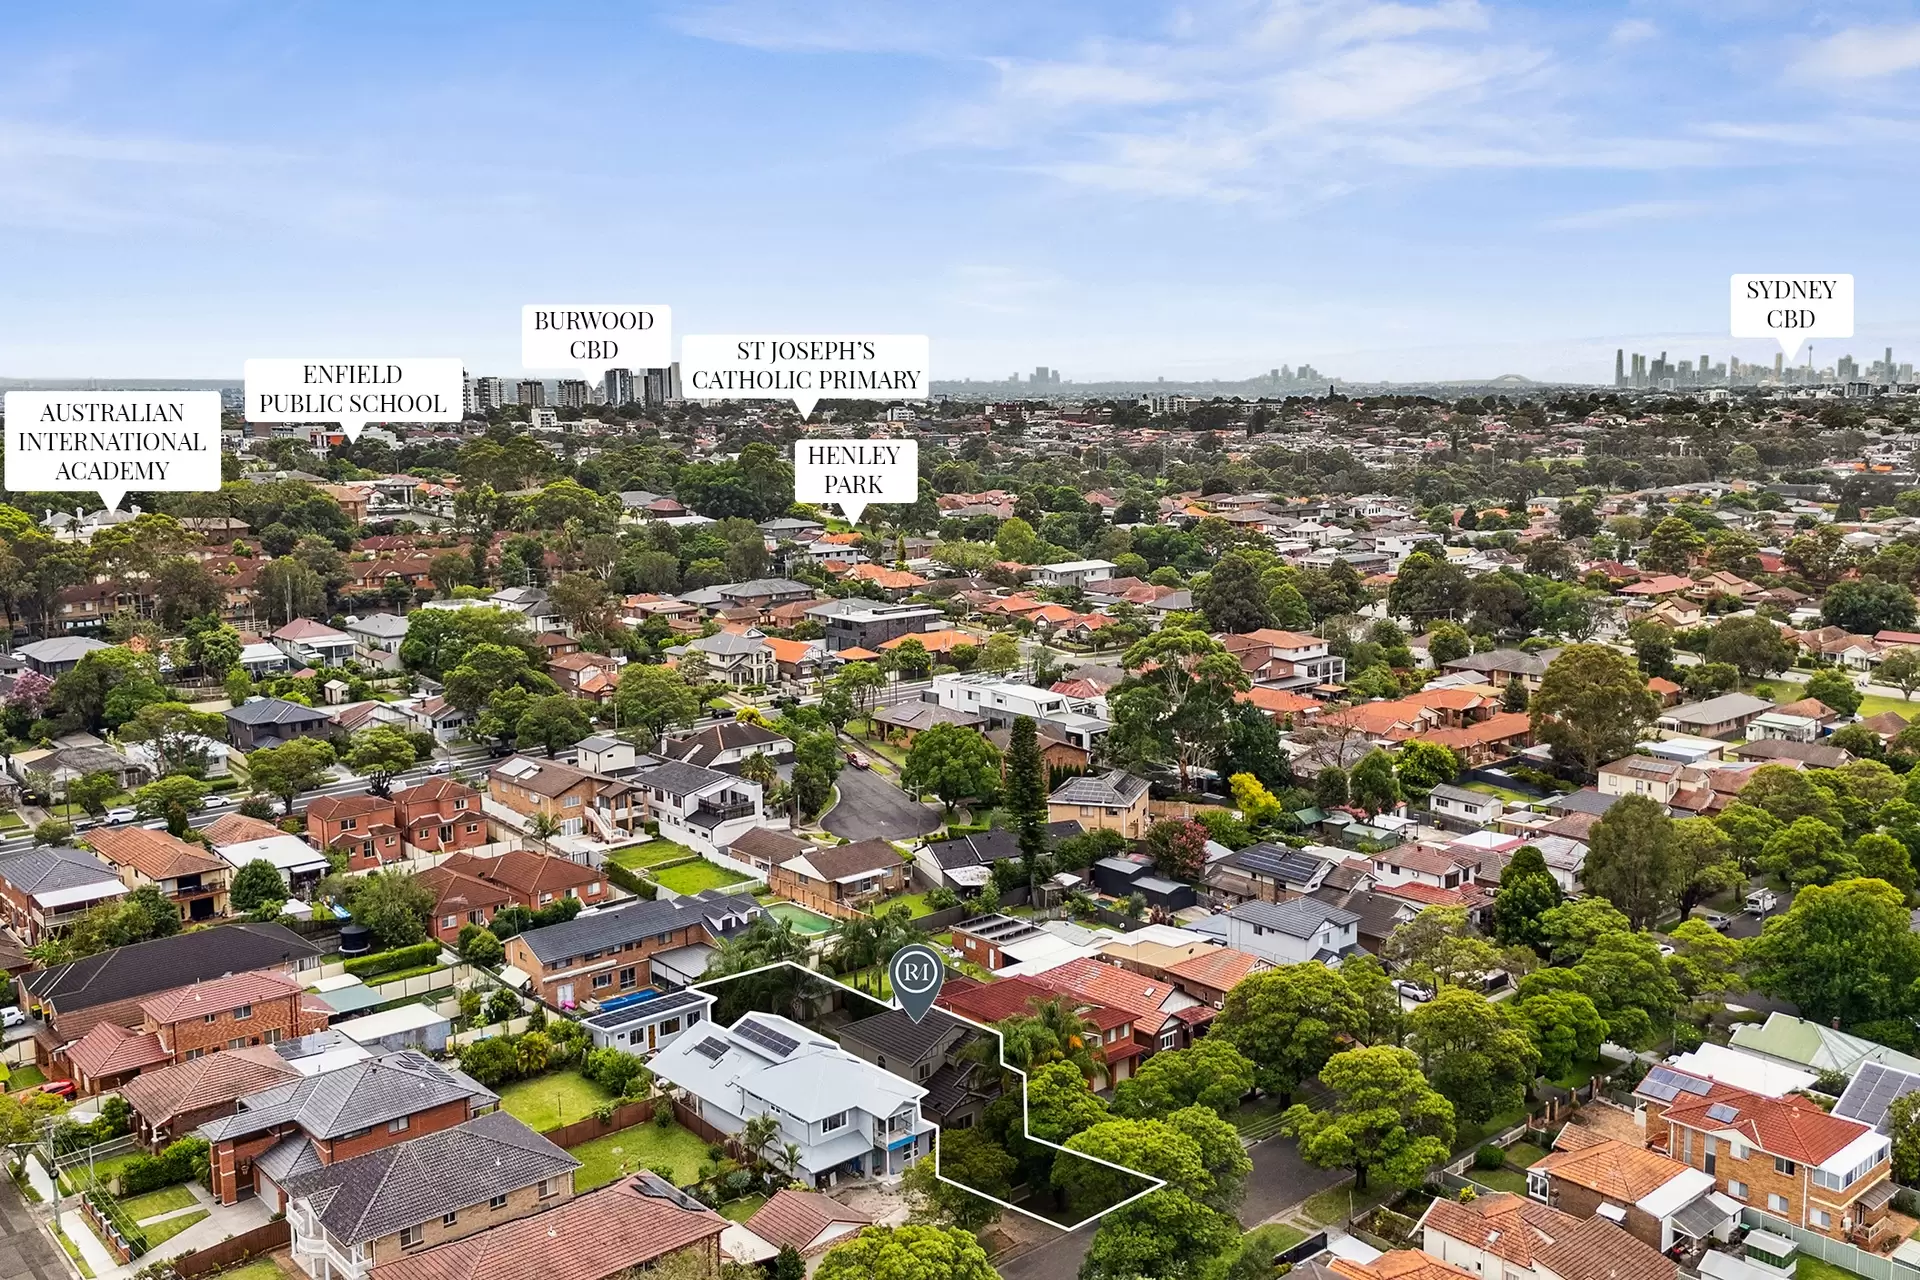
[1392,979,1435,1003]
[1,1006,23,1029]
[21,1079,74,1098]
[1745,888,1779,915]
[844,749,871,769]
[104,806,138,824]
[1697,909,1734,932]
[428,760,455,775]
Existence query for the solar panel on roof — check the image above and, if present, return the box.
[1836,1061,1920,1130]
[692,1037,729,1061]
[1641,1066,1712,1102]
[735,1018,800,1058]
[1707,1102,1740,1123]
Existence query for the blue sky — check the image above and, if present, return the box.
[7,0,1920,384]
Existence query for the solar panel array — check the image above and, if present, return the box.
[1707,1102,1741,1123]
[1235,844,1322,884]
[692,1037,730,1061]
[1640,1066,1716,1103]
[1835,1061,1920,1131]
[736,1018,800,1058]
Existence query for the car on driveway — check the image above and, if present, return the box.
[1,1006,23,1028]
[1392,979,1435,1003]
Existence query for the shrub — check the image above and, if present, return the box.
[926,886,959,910]
[460,1035,520,1088]
[1474,1145,1507,1171]
[120,1136,208,1195]
[605,863,658,900]
[343,940,441,979]
[654,1104,677,1129]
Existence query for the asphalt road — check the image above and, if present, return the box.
[822,763,943,842]
[997,1133,1346,1280]
[0,1180,64,1280]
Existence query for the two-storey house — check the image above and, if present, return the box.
[1219,628,1348,690]
[83,826,230,923]
[1047,770,1151,839]
[284,1111,578,1280]
[650,1012,934,1185]
[938,973,1143,1089]
[224,696,337,750]
[392,778,490,856]
[63,969,330,1095]
[501,891,762,1008]
[675,632,776,687]
[488,756,640,842]
[199,1049,499,1206]
[272,618,358,668]
[629,760,764,857]
[419,851,608,944]
[0,845,128,942]
[839,1006,1001,1132]
[1219,898,1359,966]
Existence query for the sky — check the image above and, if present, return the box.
[7,0,1920,385]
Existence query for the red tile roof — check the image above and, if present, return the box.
[139,970,302,1025]
[1661,1077,1872,1165]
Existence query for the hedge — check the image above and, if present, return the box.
[121,1136,208,1196]
[344,940,442,978]
[605,863,658,900]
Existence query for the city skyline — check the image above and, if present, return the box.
[7,1,1920,381]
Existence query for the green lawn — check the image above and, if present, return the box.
[496,1070,615,1133]
[651,860,752,894]
[202,1262,282,1280]
[1461,781,1532,804]
[142,1209,208,1248]
[1246,1223,1308,1256]
[884,892,937,918]
[720,1194,768,1222]
[120,1185,198,1220]
[1797,1257,1869,1280]
[59,1152,137,1194]
[0,811,26,832]
[6,1064,47,1091]
[566,1121,714,1190]
[1471,1168,1533,1195]
[609,840,700,870]
[1856,693,1919,722]
[1455,1105,1527,1152]
[1504,1142,1550,1168]
[1234,1097,1290,1141]
[1298,1181,1390,1228]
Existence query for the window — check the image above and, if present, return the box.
[489,1194,508,1210]
[401,1226,423,1248]
[455,799,469,810]
[341,818,357,831]
[1728,1181,1748,1201]
[822,1111,848,1133]
[538,1179,556,1198]
[660,1017,680,1035]
[229,1037,248,1049]
[586,882,601,896]
[1768,1194,1789,1213]
[442,1212,457,1226]
[264,1028,282,1045]
[541,893,554,904]
[205,1013,218,1024]
[389,1116,410,1133]
[620,967,636,988]
[564,795,581,807]
[442,915,457,929]
[233,1004,252,1020]
[1813,1210,1833,1230]
[593,973,612,989]
[1157,1029,1178,1051]
[1775,1157,1797,1177]
[919,1062,932,1081]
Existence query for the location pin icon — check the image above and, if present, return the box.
[890,943,946,1023]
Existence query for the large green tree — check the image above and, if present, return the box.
[815,1226,998,1280]
[1112,1037,1256,1120]
[902,722,1002,813]
[1747,877,1920,1028]
[1213,962,1362,1102]
[1530,644,1661,779]
[245,737,336,814]
[1004,716,1048,889]
[1406,986,1540,1126]
[1281,1046,1454,1190]
[1492,844,1563,950]
[1196,550,1273,635]
[1581,794,1681,930]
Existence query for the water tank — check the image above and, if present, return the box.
[339,924,373,956]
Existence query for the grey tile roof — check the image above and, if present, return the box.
[223,697,334,726]
[631,759,736,798]
[15,637,111,664]
[285,1111,578,1245]
[1664,692,1776,725]
[688,632,768,656]
[0,846,121,894]
[1049,769,1149,807]
[1229,897,1359,938]
[659,722,790,768]
[840,1007,966,1065]
[515,892,763,966]
[200,1050,496,1143]
[21,921,320,1010]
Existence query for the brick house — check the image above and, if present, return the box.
[307,794,405,870]
[418,851,608,944]
[392,779,490,856]
[487,756,640,842]
[62,969,329,1094]
[0,846,128,942]
[501,892,762,1009]
[199,1049,499,1207]
[1047,770,1151,839]
[767,838,906,918]
[1526,1127,1729,1253]
[936,973,1143,1089]
[119,1043,302,1149]
[1638,1066,1895,1244]
[83,826,231,923]
[1419,1192,1678,1280]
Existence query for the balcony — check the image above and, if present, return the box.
[698,797,757,822]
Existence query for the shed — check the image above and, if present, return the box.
[1091,856,1150,897]
[334,1002,451,1054]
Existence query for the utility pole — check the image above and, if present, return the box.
[46,1113,60,1234]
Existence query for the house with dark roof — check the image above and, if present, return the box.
[199,1049,500,1207]
[369,1171,726,1280]
[0,845,128,942]
[913,822,1084,892]
[838,1006,1001,1131]
[1047,770,1151,839]
[1221,898,1360,966]
[768,838,907,918]
[223,696,336,750]
[285,1110,579,1280]
[629,759,766,857]
[657,721,795,774]
[1204,841,1341,905]
[501,891,764,1008]
[19,921,322,1056]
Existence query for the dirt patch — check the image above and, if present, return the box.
[1560,1101,1645,1146]
[832,1182,912,1226]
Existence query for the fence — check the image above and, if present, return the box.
[668,1098,757,1167]
[171,1220,291,1279]
[1739,1207,1920,1280]
[447,1014,533,1049]
[544,1098,656,1148]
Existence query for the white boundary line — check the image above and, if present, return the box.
[688,959,1168,1229]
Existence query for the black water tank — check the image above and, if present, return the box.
[339,924,373,956]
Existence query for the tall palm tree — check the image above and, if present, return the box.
[741,1113,781,1172]
[527,811,564,856]
[738,751,779,790]
[970,994,1102,1084]
[781,1141,803,1177]
[830,914,882,993]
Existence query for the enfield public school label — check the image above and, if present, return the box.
[245,358,464,442]
[522,305,671,374]
[680,335,929,420]
[4,390,221,512]
[1731,275,1853,362]
[794,439,918,525]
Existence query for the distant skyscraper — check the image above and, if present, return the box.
[517,379,546,408]
[1774,351,1784,378]
[604,368,635,405]
[1615,349,1625,388]
[1699,354,1710,382]
[473,377,508,411]
[641,364,681,406]
[1034,366,1050,384]
[556,379,589,409]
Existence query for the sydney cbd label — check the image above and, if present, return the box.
[3,390,222,511]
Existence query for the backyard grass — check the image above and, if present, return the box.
[496,1070,616,1134]
[6,1064,47,1091]
[567,1122,714,1190]
[1298,1181,1390,1228]
[204,1262,283,1280]
[1455,1105,1527,1152]
[120,1185,198,1220]
[1461,781,1533,804]
[1504,1142,1551,1167]
[1797,1257,1869,1280]
[50,1224,95,1279]
[142,1209,208,1248]
[1471,1168,1533,1195]
[609,840,699,870]
[885,892,937,918]
[651,860,752,895]
[720,1194,768,1222]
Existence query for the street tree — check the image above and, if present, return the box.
[1761,816,1860,888]
[1513,990,1608,1077]
[1213,962,1362,1101]
[901,722,1002,813]
[133,773,210,836]
[1747,878,1920,1028]
[1406,986,1540,1126]
[1806,668,1864,718]
[1491,844,1563,950]
[1112,1037,1256,1120]
[1382,906,1503,989]
[1706,615,1797,678]
[1581,794,1681,929]
[1530,644,1661,779]
[816,1226,998,1280]
[246,738,337,814]
[344,725,419,797]
[1281,1046,1455,1191]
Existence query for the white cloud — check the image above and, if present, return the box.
[1607,19,1657,46]
[1793,23,1920,81]
[1545,199,1708,229]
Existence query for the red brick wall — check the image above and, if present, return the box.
[317,1097,473,1163]
[162,992,324,1060]
[507,926,707,1006]
[1666,1118,1888,1241]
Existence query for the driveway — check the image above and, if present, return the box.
[996,1134,1345,1280]
[0,1179,66,1280]
[823,763,942,842]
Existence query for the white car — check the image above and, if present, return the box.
[1392,979,1435,1003]
[104,806,138,824]
[1,1006,23,1029]
[202,793,237,810]
[427,761,454,776]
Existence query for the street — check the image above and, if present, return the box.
[0,1178,65,1280]
[823,762,943,842]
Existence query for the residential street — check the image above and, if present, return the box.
[0,1181,65,1280]
[822,761,943,842]
[997,1132,1345,1280]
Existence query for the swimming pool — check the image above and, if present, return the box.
[765,903,837,935]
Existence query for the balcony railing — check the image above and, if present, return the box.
[699,797,757,821]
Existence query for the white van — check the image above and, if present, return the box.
[1746,888,1779,915]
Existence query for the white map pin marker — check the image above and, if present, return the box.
[890,943,946,1023]
[794,438,918,526]
[1731,274,1853,363]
